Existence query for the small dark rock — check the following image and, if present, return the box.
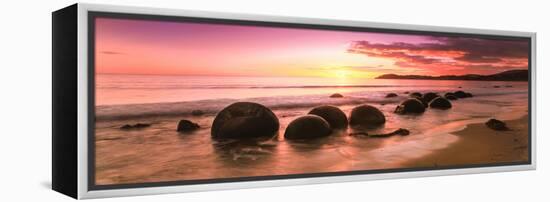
[308,105,348,129]
[120,123,151,130]
[211,102,279,139]
[177,119,200,132]
[429,97,452,110]
[191,110,205,116]
[120,124,133,130]
[349,104,386,128]
[485,119,509,131]
[464,92,473,98]
[444,92,455,97]
[458,86,462,88]
[404,91,410,94]
[454,90,468,98]
[385,93,398,98]
[493,85,501,88]
[284,115,332,140]
[395,98,425,114]
[505,85,513,88]
[330,93,344,98]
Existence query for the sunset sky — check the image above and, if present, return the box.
[95,17,529,78]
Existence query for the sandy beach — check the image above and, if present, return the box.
[404,115,529,168]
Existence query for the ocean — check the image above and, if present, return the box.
[94,74,529,185]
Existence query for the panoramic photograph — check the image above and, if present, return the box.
[93,17,530,186]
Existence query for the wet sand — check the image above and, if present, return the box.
[403,115,529,168]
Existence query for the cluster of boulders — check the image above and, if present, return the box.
[118,90,483,141]
[200,101,392,140]
[393,90,474,114]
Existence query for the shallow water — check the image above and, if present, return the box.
[95,80,528,185]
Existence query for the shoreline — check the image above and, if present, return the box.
[402,115,529,168]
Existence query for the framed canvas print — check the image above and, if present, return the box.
[52,3,536,199]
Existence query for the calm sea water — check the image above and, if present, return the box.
[94,74,529,185]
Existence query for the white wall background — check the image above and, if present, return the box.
[0,0,547,201]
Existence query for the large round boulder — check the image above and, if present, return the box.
[395,98,426,114]
[284,115,332,140]
[410,92,422,99]
[349,105,386,128]
[422,92,440,103]
[308,105,348,129]
[429,97,452,110]
[211,102,279,139]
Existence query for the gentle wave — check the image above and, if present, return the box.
[95,89,527,121]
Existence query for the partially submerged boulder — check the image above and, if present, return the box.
[455,91,473,98]
[308,105,348,129]
[349,105,386,128]
[485,119,509,131]
[329,93,344,98]
[395,98,426,114]
[429,97,452,110]
[120,123,151,130]
[211,102,279,139]
[446,95,458,100]
[385,93,398,98]
[422,92,440,104]
[444,92,458,100]
[284,115,332,140]
[177,119,200,132]
[410,92,422,99]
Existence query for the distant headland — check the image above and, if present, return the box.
[376,69,528,81]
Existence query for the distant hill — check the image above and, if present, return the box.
[376,69,528,81]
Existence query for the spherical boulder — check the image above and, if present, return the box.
[394,98,426,114]
[429,97,452,110]
[444,92,457,100]
[422,92,440,103]
[329,93,344,98]
[211,102,279,139]
[385,93,398,98]
[410,92,422,99]
[308,105,348,129]
[177,120,200,132]
[349,105,386,128]
[284,115,332,140]
[454,90,468,98]
[445,94,458,100]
